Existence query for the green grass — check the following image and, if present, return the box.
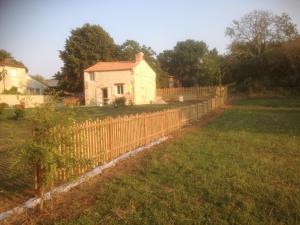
[44,97,299,225]
[234,96,300,108]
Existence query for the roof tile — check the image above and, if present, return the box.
[84,61,136,72]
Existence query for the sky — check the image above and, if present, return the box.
[0,0,300,78]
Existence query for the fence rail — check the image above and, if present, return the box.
[156,86,227,101]
[55,94,227,182]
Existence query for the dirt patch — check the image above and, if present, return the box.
[3,108,225,225]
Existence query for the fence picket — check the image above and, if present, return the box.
[55,89,227,182]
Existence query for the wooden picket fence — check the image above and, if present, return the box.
[156,86,227,101]
[55,95,226,182]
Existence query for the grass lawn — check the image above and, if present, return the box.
[12,97,300,225]
[0,101,197,212]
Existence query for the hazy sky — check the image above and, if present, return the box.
[0,0,299,78]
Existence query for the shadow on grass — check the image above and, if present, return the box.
[208,107,300,136]
[234,97,300,108]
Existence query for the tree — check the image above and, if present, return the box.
[0,49,28,71]
[281,38,300,86]
[117,40,169,88]
[117,40,145,60]
[0,49,12,61]
[31,74,46,84]
[16,96,76,210]
[225,11,299,91]
[158,40,208,86]
[226,10,298,57]
[0,67,7,92]
[202,49,223,86]
[59,24,117,92]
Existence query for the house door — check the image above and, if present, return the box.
[102,88,108,105]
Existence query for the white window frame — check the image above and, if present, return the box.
[90,72,95,81]
[115,83,124,95]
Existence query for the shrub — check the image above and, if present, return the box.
[0,102,9,114]
[113,97,126,107]
[3,87,21,94]
[14,104,25,120]
[15,96,76,210]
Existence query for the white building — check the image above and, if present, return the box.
[84,53,156,106]
[0,60,48,94]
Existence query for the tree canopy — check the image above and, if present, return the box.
[224,10,300,91]
[226,10,298,57]
[158,40,209,86]
[58,24,117,92]
[117,40,168,88]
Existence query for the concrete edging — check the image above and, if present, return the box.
[0,136,169,222]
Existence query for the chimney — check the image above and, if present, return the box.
[135,52,144,63]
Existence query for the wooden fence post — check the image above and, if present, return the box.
[108,117,113,160]
[143,113,147,145]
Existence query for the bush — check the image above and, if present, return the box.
[113,97,126,107]
[0,103,9,114]
[14,105,25,120]
[3,87,21,94]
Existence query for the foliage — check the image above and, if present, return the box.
[3,86,21,94]
[58,24,117,92]
[225,11,300,91]
[202,49,224,85]
[14,106,25,120]
[226,10,298,57]
[31,74,47,84]
[15,96,76,210]
[117,40,169,88]
[0,102,9,114]
[0,67,7,92]
[0,49,28,72]
[158,39,209,86]
[113,97,126,107]
[227,38,300,91]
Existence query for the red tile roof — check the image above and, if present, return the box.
[84,61,136,72]
[0,59,26,69]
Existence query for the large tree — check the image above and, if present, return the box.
[117,40,169,88]
[226,10,298,57]
[225,11,299,90]
[59,24,117,92]
[158,40,208,86]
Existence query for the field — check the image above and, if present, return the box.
[0,102,197,212]
[8,97,300,225]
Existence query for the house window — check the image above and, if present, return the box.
[115,84,124,95]
[90,72,95,81]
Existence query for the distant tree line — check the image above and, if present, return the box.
[56,10,299,93]
[224,10,300,92]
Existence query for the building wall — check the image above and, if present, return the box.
[84,70,133,106]
[134,61,156,105]
[84,60,156,106]
[0,66,47,94]
[0,94,51,108]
